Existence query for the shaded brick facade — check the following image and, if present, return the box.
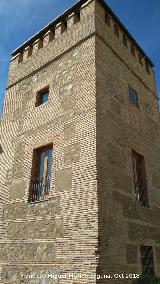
[0,0,159,283]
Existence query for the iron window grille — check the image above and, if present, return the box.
[29,144,53,203]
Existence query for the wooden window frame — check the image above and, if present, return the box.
[35,86,49,107]
[29,143,53,203]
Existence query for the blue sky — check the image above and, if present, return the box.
[0,0,160,116]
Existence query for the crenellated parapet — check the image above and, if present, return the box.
[10,9,82,68]
[9,0,154,93]
[99,7,153,75]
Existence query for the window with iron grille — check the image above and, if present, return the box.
[140,246,155,276]
[132,151,149,207]
[128,85,139,107]
[29,144,53,203]
[35,86,49,107]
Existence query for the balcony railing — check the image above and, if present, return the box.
[29,175,51,202]
[134,182,149,207]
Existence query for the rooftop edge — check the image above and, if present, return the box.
[11,0,154,67]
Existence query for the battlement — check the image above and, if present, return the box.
[10,0,84,65]
[10,0,153,76]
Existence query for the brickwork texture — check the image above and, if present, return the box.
[0,0,160,283]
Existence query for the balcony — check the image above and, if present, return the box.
[29,175,51,203]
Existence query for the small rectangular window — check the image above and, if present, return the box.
[29,144,53,202]
[131,44,136,57]
[36,87,49,107]
[132,151,149,207]
[114,23,119,37]
[128,85,139,107]
[123,34,128,47]
[140,246,155,276]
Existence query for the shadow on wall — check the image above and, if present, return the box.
[95,67,133,283]
[95,77,160,282]
[0,145,3,154]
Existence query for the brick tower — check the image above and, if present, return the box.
[0,0,160,283]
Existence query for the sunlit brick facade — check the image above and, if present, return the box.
[0,0,160,283]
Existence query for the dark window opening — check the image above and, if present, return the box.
[131,44,136,57]
[140,246,155,276]
[128,85,139,107]
[36,87,49,107]
[123,34,128,47]
[114,23,119,37]
[29,144,53,203]
[132,151,149,207]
